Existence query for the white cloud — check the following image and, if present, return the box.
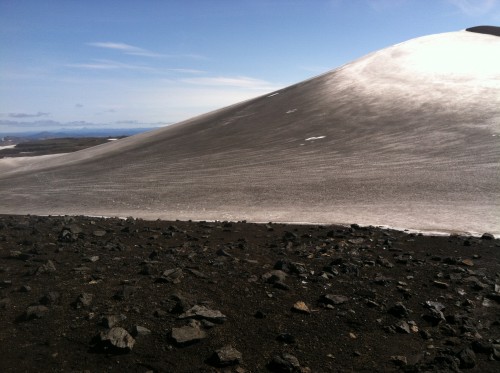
[87,42,163,57]
[182,76,280,90]
[66,59,155,71]
[87,42,142,52]
[167,68,205,74]
[445,0,498,15]
[87,42,206,59]
[8,111,50,118]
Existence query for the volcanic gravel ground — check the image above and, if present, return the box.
[0,215,499,372]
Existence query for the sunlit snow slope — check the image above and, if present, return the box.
[1,29,499,235]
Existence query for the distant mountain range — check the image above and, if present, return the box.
[0,127,159,144]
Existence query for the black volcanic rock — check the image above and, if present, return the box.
[466,25,500,37]
[0,215,499,372]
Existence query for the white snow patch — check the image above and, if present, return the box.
[0,145,16,150]
[267,92,280,97]
[305,136,326,141]
[286,109,297,114]
[107,138,118,141]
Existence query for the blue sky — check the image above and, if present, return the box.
[1,0,499,134]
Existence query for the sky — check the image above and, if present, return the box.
[1,0,499,134]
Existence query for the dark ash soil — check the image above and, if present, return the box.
[0,215,499,372]
[0,137,124,158]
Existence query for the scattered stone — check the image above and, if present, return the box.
[36,260,56,274]
[366,300,380,308]
[320,294,349,306]
[114,285,136,300]
[0,216,499,372]
[273,281,290,290]
[433,280,449,289]
[92,230,107,237]
[168,293,193,314]
[481,233,494,240]
[19,285,31,292]
[24,305,49,320]
[153,309,167,318]
[58,228,78,242]
[391,355,407,366]
[292,301,310,314]
[262,270,287,284]
[461,258,474,267]
[373,274,391,285]
[471,340,493,354]
[422,308,446,325]
[179,305,227,324]
[157,268,184,284]
[9,250,31,260]
[0,298,11,310]
[492,344,500,360]
[85,255,100,263]
[186,268,208,279]
[486,292,500,304]
[101,314,127,328]
[73,293,93,309]
[208,345,243,367]
[388,302,409,318]
[377,257,394,268]
[268,353,301,372]
[457,347,476,368]
[132,325,151,337]
[424,301,445,312]
[394,320,411,334]
[96,327,135,352]
[39,291,60,305]
[171,320,207,346]
[216,248,232,257]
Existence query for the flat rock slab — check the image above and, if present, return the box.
[171,322,207,346]
[209,345,243,367]
[97,327,135,352]
[179,305,227,324]
[24,305,49,320]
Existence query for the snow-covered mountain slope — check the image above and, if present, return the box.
[1,28,499,235]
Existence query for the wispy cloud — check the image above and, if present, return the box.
[67,60,205,76]
[445,0,498,15]
[66,59,155,71]
[0,119,164,132]
[8,111,50,118]
[167,68,205,74]
[87,42,206,60]
[0,119,60,127]
[182,76,279,90]
[87,42,164,58]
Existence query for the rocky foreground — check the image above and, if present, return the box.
[0,215,499,372]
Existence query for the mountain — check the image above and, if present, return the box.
[0,28,499,235]
[0,127,159,142]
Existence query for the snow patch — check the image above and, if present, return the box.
[286,109,297,114]
[305,136,326,141]
[0,145,16,150]
[267,92,279,97]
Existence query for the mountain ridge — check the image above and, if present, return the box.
[0,29,499,235]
